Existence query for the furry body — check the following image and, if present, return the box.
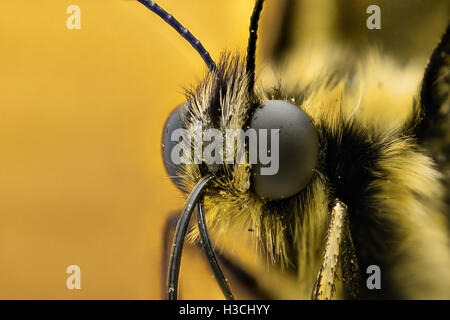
[178,45,450,299]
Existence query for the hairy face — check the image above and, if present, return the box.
[151,0,450,299]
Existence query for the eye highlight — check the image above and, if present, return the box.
[249,100,319,200]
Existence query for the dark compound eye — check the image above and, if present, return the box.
[249,100,319,200]
[161,104,188,192]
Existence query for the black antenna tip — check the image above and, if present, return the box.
[246,0,265,92]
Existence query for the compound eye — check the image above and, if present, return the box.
[161,104,188,192]
[249,100,319,200]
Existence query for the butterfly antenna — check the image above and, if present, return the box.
[246,0,265,92]
[167,175,213,300]
[137,0,217,72]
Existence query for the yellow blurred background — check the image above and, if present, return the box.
[0,0,262,299]
[0,0,448,299]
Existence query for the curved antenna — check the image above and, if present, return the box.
[137,0,217,71]
[197,198,235,300]
[167,175,213,300]
[246,0,265,92]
